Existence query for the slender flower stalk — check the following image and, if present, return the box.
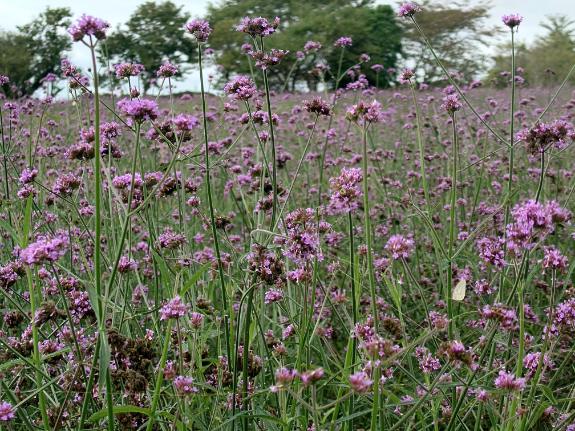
[361,126,378,330]
[447,112,458,339]
[197,41,232,361]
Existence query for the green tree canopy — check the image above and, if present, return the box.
[206,0,402,90]
[400,0,498,83]
[488,15,575,87]
[102,1,196,92]
[0,7,71,97]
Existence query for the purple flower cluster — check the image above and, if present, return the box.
[346,100,384,124]
[235,16,280,37]
[185,19,212,43]
[114,62,145,79]
[397,2,422,18]
[157,62,179,78]
[20,233,69,266]
[502,14,523,28]
[494,370,526,391]
[224,75,257,101]
[117,98,160,124]
[385,234,414,260]
[0,401,15,422]
[160,295,189,320]
[334,36,352,48]
[327,167,363,214]
[516,120,574,154]
[68,14,110,42]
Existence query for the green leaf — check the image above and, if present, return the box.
[87,405,151,423]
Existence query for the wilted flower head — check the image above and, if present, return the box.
[117,98,159,124]
[185,19,212,42]
[236,16,280,37]
[398,2,422,17]
[68,14,110,42]
[303,97,330,116]
[502,14,523,28]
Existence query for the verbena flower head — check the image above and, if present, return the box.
[185,19,212,43]
[303,97,330,116]
[236,16,280,37]
[68,14,110,42]
[157,62,179,78]
[160,295,189,320]
[349,371,373,393]
[0,75,9,86]
[304,40,322,53]
[20,233,69,266]
[398,68,415,84]
[327,167,363,214]
[117,98,159,124]
[174,376,198,394]
[173,113,200,132]
[224,75,257,101]
[385,234,414,260]
[502,14,523,28]
[494,370,526,391]
[398,2,422,18]
[346,100,384,124]
[114,62,145,79]
[516,120,574,154]
[0,401,15,422]
[334,36,352,48]
[441,94,462,114]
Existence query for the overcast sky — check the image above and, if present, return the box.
[0,0,572,92]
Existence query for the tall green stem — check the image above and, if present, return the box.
[447,114,458,339]
[198,44,231,362]
[89,39,114,431]
[361,126,378,330]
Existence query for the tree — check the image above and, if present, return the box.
[206,0,402,90]
[399,0,499,83]
[488,15,575,87]
[103,1,196,92]
[0,7,71,97]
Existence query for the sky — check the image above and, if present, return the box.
[0,0,573,92]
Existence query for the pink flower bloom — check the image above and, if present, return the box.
[174,376,198,395]
[0,401,15,421]
[160,296,189,320]
[185,19,212,42]
[385,234,414,260]
[398,2,422,18]
[349,371,373,393]
[494,370,526,391]
[68,14,110,42]
[502,14,523,28]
